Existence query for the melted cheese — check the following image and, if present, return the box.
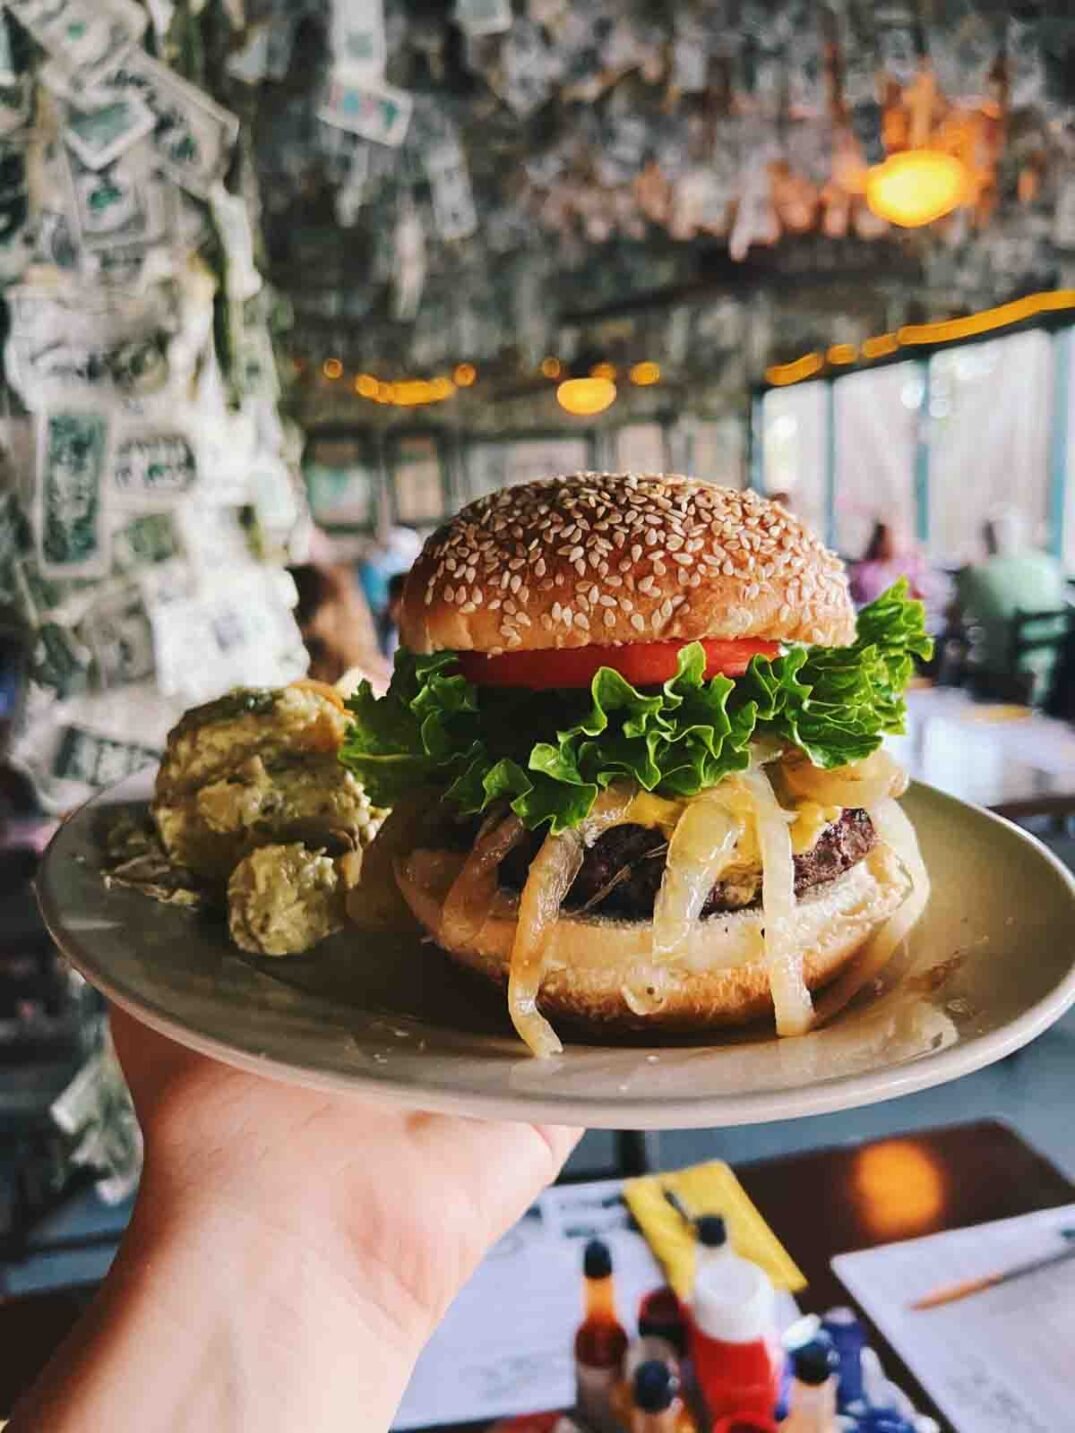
[625,792,689,835]
[789,801,842,854]
[627,789,839,859]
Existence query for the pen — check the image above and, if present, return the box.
[909,1241,1075,1311]
[662,1187,695,1229]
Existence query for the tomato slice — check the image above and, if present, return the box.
[457,637,781,689]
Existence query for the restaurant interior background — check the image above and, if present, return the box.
[3,0,1075,1394]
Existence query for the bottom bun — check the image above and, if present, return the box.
[395,844,912,1031]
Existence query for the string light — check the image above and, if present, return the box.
[453,361,477,387]
[861,334,900,360]
[865,150,970,228]
[556,376,617,415]
[766,352,826,387]
[827,344,857,365]
[590,361,617,380]
[322,357,344,380]
[540,356,562,379]
[354,373,378,397]
[765,289,1075,387]
[629,361,661,386]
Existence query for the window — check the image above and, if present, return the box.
[391,434,446,525]
[466,436,592,498]
[760,383,827,537]
[834,362,919,560]
[615,422,665,473]
[928,331,1052,564]
[303,435,375,530]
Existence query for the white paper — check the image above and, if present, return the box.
[833,1204,1075,1433]
[394,1178,799,1430]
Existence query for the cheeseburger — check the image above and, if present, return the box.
[343,474,931,1056]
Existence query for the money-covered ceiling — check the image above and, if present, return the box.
[246,0,1075,420]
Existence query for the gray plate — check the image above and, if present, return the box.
[37,770,1075,1129]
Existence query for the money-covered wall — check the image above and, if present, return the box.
[0,1,310,811]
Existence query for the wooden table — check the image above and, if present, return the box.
[735,1120,1074,1427]
[2,1121,1071,1426]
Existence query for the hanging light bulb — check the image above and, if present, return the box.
[322,357,344,380]
[629,361,661,386]
[865,150,969,228]
[453,362,477,387]
[556,376,617,416]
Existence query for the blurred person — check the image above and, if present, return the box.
[849,521,949,633]
[359,525,422,639]
[378,570,406,659]
[955,512,1068,701]
[289,560,388,688]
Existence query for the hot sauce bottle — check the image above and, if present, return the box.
[574,1238,629,1433]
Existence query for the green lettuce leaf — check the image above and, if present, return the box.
[340,581,931,831]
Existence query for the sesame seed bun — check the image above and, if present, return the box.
[400,473,856,655]
[395,844,910,1031]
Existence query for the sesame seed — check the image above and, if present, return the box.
[603,609,616,628]
[630,612,645,631]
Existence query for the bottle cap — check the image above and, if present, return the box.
[792,1337,840,1387]
[637,1286,684,1347]
[632,1360,677,1413]
[691,1255,775,1344]
[583,1238,612,1279]
[696,1213,728,1248]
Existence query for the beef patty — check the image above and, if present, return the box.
[498,809,877,920]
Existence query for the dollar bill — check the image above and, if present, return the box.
[53,723,159,786]
[112,511,182,570]
[31,620,92,699]
[7,282,175,400]
[112,427,198,504]
[64,93,156,170]
[454,0,512,37]
[7,0,146,88]
[36,410,112,578]
[80,588,156,687]
[331,0,386,74]
[319,68,413,147]
[94,49,239,198]
[426,140,478,241]
[66,141,171,252]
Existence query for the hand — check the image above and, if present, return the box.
[12,1008,580,1432]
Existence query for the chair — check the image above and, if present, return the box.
[1009,607,1075,712]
